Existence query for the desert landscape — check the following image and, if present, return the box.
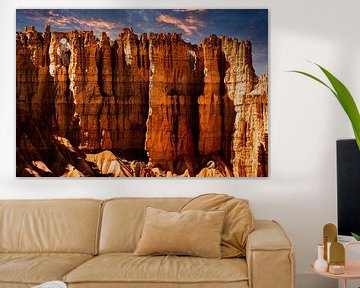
[16,10,268,177]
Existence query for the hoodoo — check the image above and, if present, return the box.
[16,26,268,177]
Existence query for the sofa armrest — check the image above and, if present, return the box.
[246,220,295,288]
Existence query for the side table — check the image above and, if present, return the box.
[311,242,360,288]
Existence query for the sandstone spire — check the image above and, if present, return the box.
[16,26,268,177]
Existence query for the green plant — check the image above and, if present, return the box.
[289,63,360,150]
[352,232,360,241]
[351,233,360,241]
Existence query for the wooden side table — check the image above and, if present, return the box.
[311,242,360,288]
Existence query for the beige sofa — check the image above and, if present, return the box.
[0,198,295,288]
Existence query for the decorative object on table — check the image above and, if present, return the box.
[319,223,346,275]
[290,63,360,150]
[314,244,328,272]
[328,264,345,275]
[312,230,360,288]
[32,281,67,288]
[323,223,337,262]
[329,242,345,275]
[16,9,268,178]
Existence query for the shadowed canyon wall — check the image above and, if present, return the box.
[16,26,268,177]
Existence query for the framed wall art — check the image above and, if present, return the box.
[16,9,268,177]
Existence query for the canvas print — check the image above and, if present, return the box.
[16,9,268,177]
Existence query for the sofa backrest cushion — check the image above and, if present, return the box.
[181,194,254,258]
[0,199,102,254]
[99,198,189,253]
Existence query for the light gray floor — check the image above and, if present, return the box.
[297,274,360,288]
[297,273,337,288]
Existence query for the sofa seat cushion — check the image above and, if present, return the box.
[64,253,248,285]
[0,253,93,285]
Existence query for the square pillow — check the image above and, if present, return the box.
[134,207,225,258]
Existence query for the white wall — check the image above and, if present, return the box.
[1,1,360,287]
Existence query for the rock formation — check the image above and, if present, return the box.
[145,33,203,175]
[111,28,149,152]
[16,26,268,177]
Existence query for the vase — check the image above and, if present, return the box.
[314,244,328,272]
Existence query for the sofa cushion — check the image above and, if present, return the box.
[64,253,248,284]
[134,207,225,258]
[181,194,254,258]
[0,199,102,254]
[99,198,190,253]
[0,253,93,285]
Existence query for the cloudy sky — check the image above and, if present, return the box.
[16,9,268,75]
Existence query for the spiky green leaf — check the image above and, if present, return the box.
[351,232,360,241]
[288,70,337,99]
[290,64,360,150]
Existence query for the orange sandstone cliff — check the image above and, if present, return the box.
[16,26,268,177]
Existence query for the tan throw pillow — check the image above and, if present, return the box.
[134,207,225,258]
[181,194,254,258]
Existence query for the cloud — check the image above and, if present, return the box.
[24,10,120,32]
[156,14,204,36]
[76,18,118,30]
[185,15,202,26]
[172,9,207,13]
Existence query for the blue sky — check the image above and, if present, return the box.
[16,9,268,75]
